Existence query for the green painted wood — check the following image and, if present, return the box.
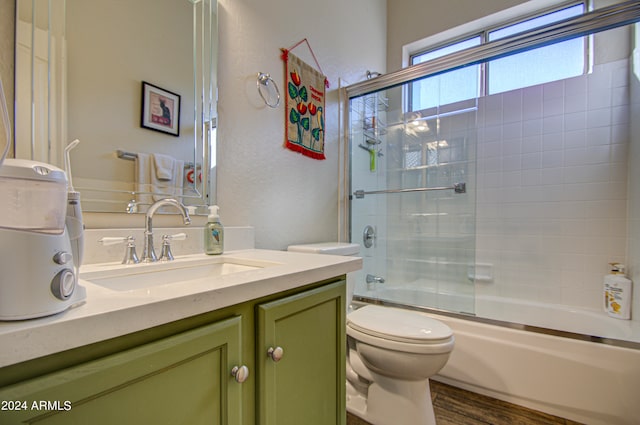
[0,276,347,425]
[0,276,346,390]
[0,316,244,425]
[257,280,346,425]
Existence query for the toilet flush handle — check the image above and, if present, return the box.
[267,346,284,362]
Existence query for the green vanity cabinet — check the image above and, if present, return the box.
[0,277,346,425]
[0,316,244,425]
[257,281,346,425]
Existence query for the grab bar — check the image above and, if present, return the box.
[353,182,466,199]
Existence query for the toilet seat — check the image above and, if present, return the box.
[347,305,454,354]
[348,305,453,343]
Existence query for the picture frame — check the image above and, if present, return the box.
[140,81,181,136]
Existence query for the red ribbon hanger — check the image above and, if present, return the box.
[281,38,330,89]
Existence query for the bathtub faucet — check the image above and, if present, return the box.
[366,274,385,284]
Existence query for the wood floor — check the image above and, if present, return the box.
[346,380,584,425]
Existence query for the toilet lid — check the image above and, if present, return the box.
[347,305,453,343]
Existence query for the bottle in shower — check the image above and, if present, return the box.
[603,263,632,320]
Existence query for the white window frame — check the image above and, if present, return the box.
[404,0,589,111]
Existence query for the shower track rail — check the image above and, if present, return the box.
[353,182,466,199]
[353,295,640,349]
[344,0,640,98]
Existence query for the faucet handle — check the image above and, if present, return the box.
[98,236,128,246]
[99,236,140,264]
[166,232,187,241]
[159,233,188,261]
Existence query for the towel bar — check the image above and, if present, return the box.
[353,182,466,199]
[116,149,200,169]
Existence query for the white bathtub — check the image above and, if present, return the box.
[358,286,640,342]
[354,289,640,425]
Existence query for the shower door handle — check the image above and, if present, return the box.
[353,182,466,199]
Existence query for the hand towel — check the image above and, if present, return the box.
[135,152,185,204]
[152,158,185,201]
[135,152,154,206]
[153,153,175,181]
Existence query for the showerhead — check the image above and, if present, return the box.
[366,70,382,80]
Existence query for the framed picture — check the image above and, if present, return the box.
[140,81,181,136]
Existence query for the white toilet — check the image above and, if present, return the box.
[287,242,455,425]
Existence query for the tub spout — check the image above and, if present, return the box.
[366,274,385,284]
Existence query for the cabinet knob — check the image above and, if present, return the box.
[267,346,284,362]
[231,365,249,383]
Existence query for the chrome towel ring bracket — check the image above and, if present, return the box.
[257,72,280,108]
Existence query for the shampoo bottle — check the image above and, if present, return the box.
[204,205,224,255]
[603,263,632,320]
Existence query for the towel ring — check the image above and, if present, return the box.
[257,72,280,108]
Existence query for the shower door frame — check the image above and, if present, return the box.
[343,1,640,239]
[341,0,640,349]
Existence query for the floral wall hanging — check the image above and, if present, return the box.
[282,51,327,160]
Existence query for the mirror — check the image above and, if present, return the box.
[14,0,217,213]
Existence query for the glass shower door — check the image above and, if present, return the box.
[349,81,477,315]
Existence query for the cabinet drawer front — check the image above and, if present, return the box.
[258,280,346,425]
[0,316,244,425]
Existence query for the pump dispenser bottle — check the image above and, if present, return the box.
[205,205,224,255]
[604,262,632,320]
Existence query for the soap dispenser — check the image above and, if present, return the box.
[205,205,224,255]
[603,262,632,320]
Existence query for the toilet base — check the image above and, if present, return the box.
[346,375,437,425]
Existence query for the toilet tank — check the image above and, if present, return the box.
[287,242,360,256]
[287,242,361,311]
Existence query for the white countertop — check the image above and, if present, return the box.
[0,249,362,368]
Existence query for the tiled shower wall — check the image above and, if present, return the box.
[351,57,637,318]
[629,28,640,325]
[350,92,390,296]
[351,88,477,313]
[475,58,631,311]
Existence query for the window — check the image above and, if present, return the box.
[409,2,586,111]
[410,37,482,110]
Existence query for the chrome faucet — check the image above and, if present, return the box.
[366,274,385,284]
[141,199,191,263]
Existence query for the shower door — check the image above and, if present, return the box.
[349,81,477,315]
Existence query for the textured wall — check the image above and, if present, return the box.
[386,0,528,71]
[216,0,386,249]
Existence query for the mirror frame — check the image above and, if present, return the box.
[13,0,217,215]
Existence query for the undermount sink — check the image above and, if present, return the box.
[80,256,279,292]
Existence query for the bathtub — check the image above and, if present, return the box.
[354,289,640,425]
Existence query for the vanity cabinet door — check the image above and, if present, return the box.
[0,316,245,425]
[257,280,346,425]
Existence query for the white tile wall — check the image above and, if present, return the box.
[350,92,389,296]
[628,37,640,323]
[351,93,476,312]
[351,56,638,323]
[476,58,632,312]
